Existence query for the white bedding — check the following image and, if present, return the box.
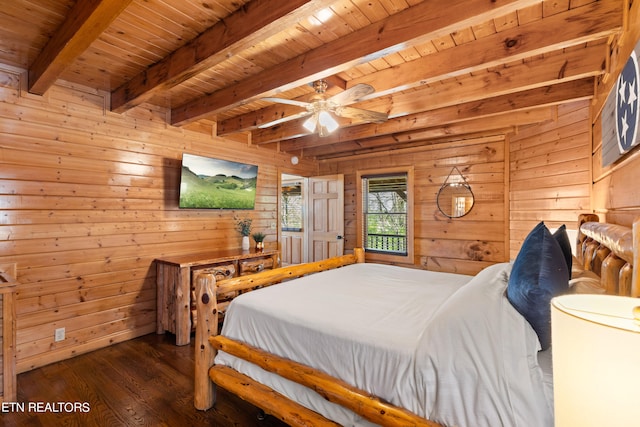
[214,262,553,426]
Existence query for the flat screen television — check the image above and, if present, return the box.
[178,153,258,209]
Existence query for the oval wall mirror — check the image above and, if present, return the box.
[437,167,474,218]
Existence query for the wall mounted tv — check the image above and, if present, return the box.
[179,153,258,209]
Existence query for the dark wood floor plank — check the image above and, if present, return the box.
[3,333,289,427]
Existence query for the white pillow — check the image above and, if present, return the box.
[414,262,553,427]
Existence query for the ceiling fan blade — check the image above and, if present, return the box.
[327,84,375,106]
[335,106,387,123]
[257,110,312,129]
[261,97,310,108]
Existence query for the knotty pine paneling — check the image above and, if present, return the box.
[509,100,592,259]
[319,136,508,276]
[591,109,640,227]
[320,100,595,274]
[0,68,312,372]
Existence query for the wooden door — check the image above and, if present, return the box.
[308,174,344,261]
[280,176,306,266]
[281,232,304,265]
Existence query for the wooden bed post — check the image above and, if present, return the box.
[193,249,372,418]
[576,213,599,264]
[632,217,640,297]
[194,272,217,410]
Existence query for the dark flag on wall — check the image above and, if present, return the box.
[602,40,640,167]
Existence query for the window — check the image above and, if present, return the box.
[281,182,303,231]
[358,168,413,263]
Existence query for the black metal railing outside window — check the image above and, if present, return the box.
[362,173,408,256]
[366,233,407,254]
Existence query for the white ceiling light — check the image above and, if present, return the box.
[303,110,339,136]
[302,112,319,133]
[318,110,339,132]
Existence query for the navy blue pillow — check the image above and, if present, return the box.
[552,224,572,273]
[507,222,570,350]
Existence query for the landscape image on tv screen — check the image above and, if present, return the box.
[179,153,258,209]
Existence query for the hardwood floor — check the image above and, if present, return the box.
[2,333,289,426]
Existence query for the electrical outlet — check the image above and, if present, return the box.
[54,327,65,342]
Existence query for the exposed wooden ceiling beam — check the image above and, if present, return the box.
[375,44,605,118]
[281,77,594,156]
[223,7,614,140]
[170,0,541,126]
[251,46,604,145]
[593,0,640,117]
[351,0,621,95]
[110,0,337,113]
[28,0,133,95]
[304,107,557,159]
[315,134,508,163]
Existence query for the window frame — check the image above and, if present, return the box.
[356,166,414,264]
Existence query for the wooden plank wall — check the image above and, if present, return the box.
[592,118,640,226]
[319,136,508,276]
[508,100,592,259]
[588,0,640,226]
[0,67,312,372]
[0,291,3,398]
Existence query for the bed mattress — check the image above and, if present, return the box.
[214,262,553,426]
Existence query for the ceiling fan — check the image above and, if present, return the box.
[260,80,388,136]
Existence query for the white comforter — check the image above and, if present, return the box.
[214,262,553,427]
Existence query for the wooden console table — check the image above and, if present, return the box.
[156,249,279,345]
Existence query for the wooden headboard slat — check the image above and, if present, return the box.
[620,263,634,297]
[579,222,634,265]
[575,214,639,297]
[601,254,626,295]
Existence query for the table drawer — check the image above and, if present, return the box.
[192,263,236,301]
[192,263,236,281]
[238,257,274,275]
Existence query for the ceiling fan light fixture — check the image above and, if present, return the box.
[261,80,388,136]
[318,125,333,137]
[303,113,318,132]
[318,110,339,133]
[302,110,338,136]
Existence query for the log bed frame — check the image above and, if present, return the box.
[194,214,640,426]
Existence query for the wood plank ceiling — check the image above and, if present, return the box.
[0,0,628,160]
